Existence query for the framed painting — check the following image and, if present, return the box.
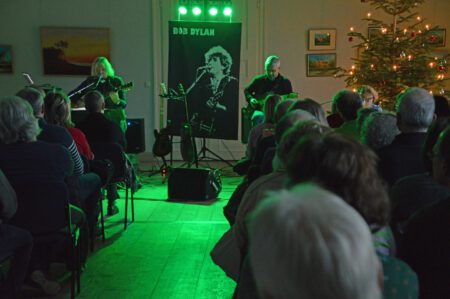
[308,29,336,50]
[426,28,446,47]
[0,45,13,73]
[40,27,110,75]
[307,53,337,77]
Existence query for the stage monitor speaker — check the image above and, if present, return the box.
[126,118,145,153]
[168,168,222,201]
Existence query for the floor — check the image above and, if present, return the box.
[26,164,240,299]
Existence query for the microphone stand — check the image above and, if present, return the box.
[68,76,103,99]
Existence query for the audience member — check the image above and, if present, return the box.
[16,87,85,175]
[333,89,363,139]
[356,106,378,134]
[0,96,70,295]
[399,126,450,298]
[248,184,382,299]
[433,95,450,119]
[377,87,435,186]
[286,132,393,255]
[43,90,102,232]
[0,169,33,299]
[288,98,328,125]
[360,111,399,150]
[77,90,126,215]
[390,117,450,228]
[358,85,382,110]
[246,94,281,159]
[44,90,94,159]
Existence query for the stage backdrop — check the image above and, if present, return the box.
[168,21,241,140]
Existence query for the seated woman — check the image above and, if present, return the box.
[0,96,72,295]
[43,91,101,230]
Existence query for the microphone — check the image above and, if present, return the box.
[197,65,211,70]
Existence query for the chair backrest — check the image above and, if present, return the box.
[90,142,127,180]
[8,180,69,235]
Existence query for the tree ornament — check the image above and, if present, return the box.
[348,36,353,42]
[411,31,416,38]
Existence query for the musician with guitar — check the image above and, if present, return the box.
[243,55,295,128]
[69,56,130,133]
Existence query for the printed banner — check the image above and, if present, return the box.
[168,21,241,140]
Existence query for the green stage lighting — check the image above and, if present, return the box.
[192,6,202,16]
[209,7,218,16]
[223,7,232,16]
[178,6,187,15]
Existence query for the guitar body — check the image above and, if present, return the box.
[153,128,172,157]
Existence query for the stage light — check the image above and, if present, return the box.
[223,7,232,16]
[209,7,218,16]
[178,6,188,15]
[193,6,202,16]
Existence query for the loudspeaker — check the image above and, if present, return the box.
[168,168,222,201]
[125,118,145,153]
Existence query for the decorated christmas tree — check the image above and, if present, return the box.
[336,0,450,110]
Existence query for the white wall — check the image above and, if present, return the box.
[1,0,449,161]
[0,0,154,151]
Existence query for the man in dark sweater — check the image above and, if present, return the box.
[77,91,127,215]
[377,87,435,187]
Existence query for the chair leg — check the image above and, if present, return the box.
[124,186,129,230]
[76,243,81,294]
[100,189,106,242]
[71,241,76,299]
[131,188,135,223]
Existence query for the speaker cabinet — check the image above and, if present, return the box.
[125,118,145,153]
[168,168,222,201]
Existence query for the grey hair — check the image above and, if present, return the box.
[361,112,400,150]
[396,87,435,131]
[0,96,40,144]
[276,120,331,167]
[248,183,381,299]
[264,55,280,69]
[275,110,316,144]
[16,87,45,116]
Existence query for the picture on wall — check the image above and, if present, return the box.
[0,45,13,74]
[40,27,110,75]
[308,29,336,50]
[307,53,337,77]
[426,28,446,47]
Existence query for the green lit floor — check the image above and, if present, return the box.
[27,167,240,299]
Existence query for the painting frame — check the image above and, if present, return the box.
[308,29,337,51]
[40,26,111,76]
[0,45,13,74]
[307,53,337,77]
[426,28,446,47]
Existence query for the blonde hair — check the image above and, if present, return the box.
[91,56,115,77]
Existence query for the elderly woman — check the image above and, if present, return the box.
[0,96,72,295]
[43,90,102,230]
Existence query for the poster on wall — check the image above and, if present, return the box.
[40,27,110,75]
[167,21,242,140]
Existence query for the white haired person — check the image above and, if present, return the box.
[248,184,382,299]
[0,96,76,295]
[377,87,435,186]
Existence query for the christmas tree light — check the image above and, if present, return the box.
[335,0,450,110]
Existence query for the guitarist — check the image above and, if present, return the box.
[69,56,129,133]
[244,55,293,128]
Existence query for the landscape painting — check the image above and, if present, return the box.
[40,27,110,75]
[307,53,337,77]
[0,45,13,73]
